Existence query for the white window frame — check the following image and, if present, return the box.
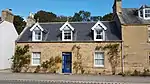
[139,8,150,20]
[145,9,150,19]
[32,26,42,41]
[60,21,74,41]
[32,52,41,66]
[62,30,73,41]
[94,51,104,67]
[94,29,105,41]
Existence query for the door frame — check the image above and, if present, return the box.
[62,52,72,73]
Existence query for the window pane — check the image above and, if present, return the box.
[96,35,102,39]
[64,30,71,40]
[94,52,104,66]
[95,52,104,59]
[96,29,103,40]
[35,35,41,40]
[95,59,104,66]
[96,29,102,34]
[33,58,40,65]
[34,30,41,40]
[145,10,148,13]
[35,30,41,35]
[32,52,41,65]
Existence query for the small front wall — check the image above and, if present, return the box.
[17,42,122,74]
[122,25,150,72]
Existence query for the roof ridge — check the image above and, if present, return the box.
[122,8,138,9]
[39,21,114,24]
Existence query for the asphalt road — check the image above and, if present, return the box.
[0,72,149,84]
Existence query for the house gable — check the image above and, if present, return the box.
[60,21,74,31]
[91,21,107,41]
[30,22,44,41]
[30,22,44,31]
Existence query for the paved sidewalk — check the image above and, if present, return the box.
[0,72,149,84]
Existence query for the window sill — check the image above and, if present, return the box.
[31,64,40,66]
[94,39,104,41]
[32,40,42,41]
[94,65,104,68]
[62,40,72,41]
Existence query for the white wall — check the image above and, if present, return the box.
[0,21,18,69]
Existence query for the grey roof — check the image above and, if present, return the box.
[17,21,121,42]
[139,5,150,9]
[119,8,150,24]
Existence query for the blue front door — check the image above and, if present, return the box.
[62,52,72,73]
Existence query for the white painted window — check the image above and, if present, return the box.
[94,29,105,41]
[64,30,71,40]
[139,8,150,19]
[145,9,150,18]
[60,22,74,41]
[32,52,41,66]
[94,52,104,67]
[32,27,42,41]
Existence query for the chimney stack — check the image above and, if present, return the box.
[113,0,122,14]
[26,13,36,27]
[1,8,14,23]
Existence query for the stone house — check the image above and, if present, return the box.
[0,9,18,69]
[16,0,150,74]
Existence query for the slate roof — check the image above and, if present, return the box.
[119,8,150,24]
[139,5,150,9]
[17,21,121,42]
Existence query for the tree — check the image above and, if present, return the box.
[11,45,31,72]
[13,15,26,34]
[71,10,91,22]
[71,13,82,22]
[102,13,113,21]
[90,16,103,21]
[55,16,72,22]
[34,10,57,22]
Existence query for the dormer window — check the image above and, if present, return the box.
[91,21,107,41]
[138,5,150,20]
[33,27,42,41]
[30,23,44,41]
[60,21,74,41]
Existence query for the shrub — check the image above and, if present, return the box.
[131,70,141,76]
[55,56,62,63]
[141,69,150,76]
[34,65,41,73]
[41,56,62,73]
[11,45,31,73]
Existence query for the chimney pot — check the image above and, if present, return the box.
[1,8,14,23]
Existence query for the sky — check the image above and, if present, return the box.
[0,0,150,18]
